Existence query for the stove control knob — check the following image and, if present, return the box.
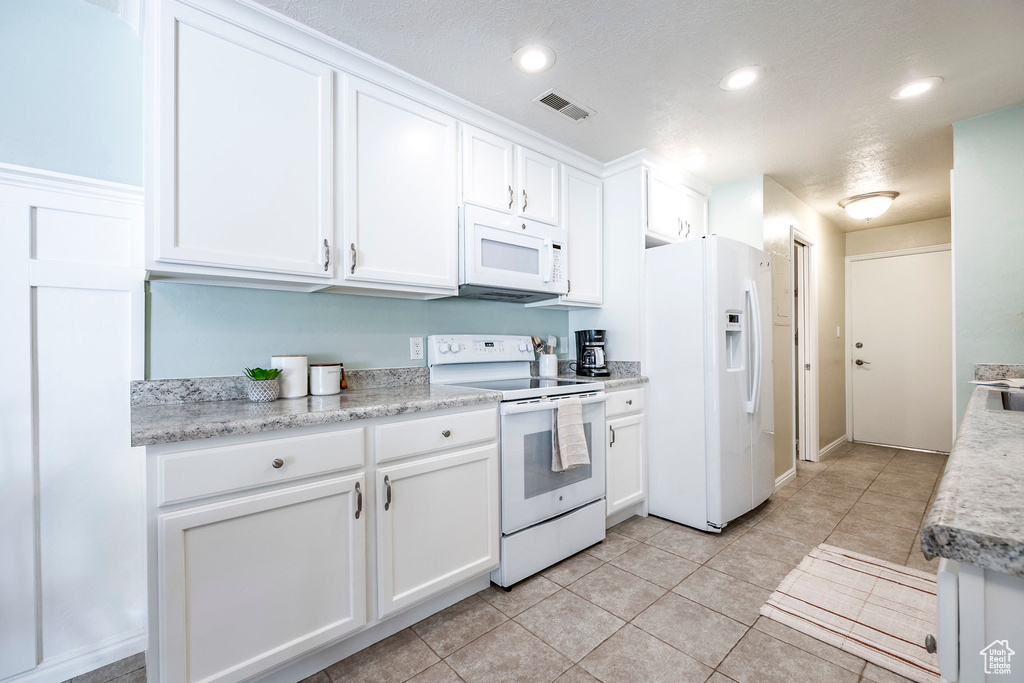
[438,342,450,354]
[518,342,529,352]
[450,343,461,354]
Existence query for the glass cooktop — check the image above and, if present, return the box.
[451,376,604,401]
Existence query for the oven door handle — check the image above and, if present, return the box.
[500,394,607,415]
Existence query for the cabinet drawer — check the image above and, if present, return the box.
[606,388,645,417]
[159,428,365,505]
[375,408,498,463]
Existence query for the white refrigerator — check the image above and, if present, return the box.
[645,235,775,532]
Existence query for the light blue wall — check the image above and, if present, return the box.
[0,0,142,185]
[148,283,570,378]
[953,103,1024,420]
[708,175,765,249]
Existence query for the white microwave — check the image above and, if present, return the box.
[459,205,568,303]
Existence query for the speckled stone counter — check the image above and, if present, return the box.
[921,386,1024,576]
[557,373,649,390]
[132,384,501,447]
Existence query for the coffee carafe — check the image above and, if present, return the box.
[575,329,611,377]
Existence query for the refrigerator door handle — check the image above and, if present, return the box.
[745,280,763,414]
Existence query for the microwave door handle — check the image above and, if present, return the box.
[500,394,607,415]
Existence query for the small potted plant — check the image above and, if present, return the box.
[244,367,282,403]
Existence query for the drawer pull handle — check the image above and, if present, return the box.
[442,429,452,438]
[272,458,284,469]
[354,482,362,519]
[384,475,392,511]
[609,425,616,446]
[626,399,633,405]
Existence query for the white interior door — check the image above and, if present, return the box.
[850,249,953,452]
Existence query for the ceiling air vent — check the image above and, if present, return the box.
[534,89,595,123]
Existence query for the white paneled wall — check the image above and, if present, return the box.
[0,165,145,683]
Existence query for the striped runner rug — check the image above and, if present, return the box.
[760,544,940,683]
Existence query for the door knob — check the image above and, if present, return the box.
[855,342,863,348]
[855,359,871,366]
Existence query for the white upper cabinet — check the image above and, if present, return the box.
[156,3,333,277]
[517,147,560,225]
[461,125,560,226]
[645,167,683,242]
[462,127,515,213]
[341,75,459,291]
[680,186,708,240]
[561,167,603,305]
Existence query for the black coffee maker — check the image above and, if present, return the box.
[575,329,611,377]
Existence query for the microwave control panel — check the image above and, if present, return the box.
[551,244,564,283]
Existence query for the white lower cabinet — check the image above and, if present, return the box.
[158,475,366,683]
[605,387,647,516]
[376,444,500,617]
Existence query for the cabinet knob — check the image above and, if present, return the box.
[925,634,937,654]
[626,399,633,405]
[272,458,284,469]
[441,429,452,438]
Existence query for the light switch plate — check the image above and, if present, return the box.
[560,337,568,353]
[410,337,424,360]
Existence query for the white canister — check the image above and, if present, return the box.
[538,354,558,378]
[309,363,342,396]
[271,355,308,398]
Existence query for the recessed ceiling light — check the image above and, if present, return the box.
[682,152,711,169]
[719,65,765,91]
[513,44,556,74]
[838,191,900,221]
[890,76,943,100]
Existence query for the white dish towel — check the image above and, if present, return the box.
[552,396,590,472]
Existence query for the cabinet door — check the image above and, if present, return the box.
[517,147,560,225]
[158,3,333,277]
[607,414,646,515]
[561,166,603,305]
[159,476,366,683]
[680,187,708,240]
[645,169,682,241]
[341,75,458,290]
[376,444,499,617]
[462,126,515,214]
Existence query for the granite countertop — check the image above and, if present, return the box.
[555,373,649,390]
[921,385,1024,577]
[132,384,502,447]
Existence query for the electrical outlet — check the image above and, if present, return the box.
[410,337,424,360]
[560,337,568,353]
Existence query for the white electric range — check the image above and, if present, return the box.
[428,334,608,587]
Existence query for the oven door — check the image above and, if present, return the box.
[462,206,567,295]
[499,394,606,534]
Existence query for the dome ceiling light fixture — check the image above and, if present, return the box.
[890,76,943,100]
[513,44,556,74]
[719,65,766,91]
[838,191,900,222]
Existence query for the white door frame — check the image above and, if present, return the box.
[791,228,820,462]
[844,244,953,443]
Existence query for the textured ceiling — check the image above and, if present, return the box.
[253,0,1024,231]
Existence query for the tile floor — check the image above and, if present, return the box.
[86,442,947,683]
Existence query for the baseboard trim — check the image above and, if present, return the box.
[1,631,145,683]
[819,436,849,457]
[775,468,796,491]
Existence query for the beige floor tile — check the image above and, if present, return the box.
[718,629,860,683]
[706,544,797,590]
[707,674,739,683]
[882,460,945,477]
[583,531,639,561]
[297,672,331,683]
[645,523,737,563]
[865,479,933,502]
[752,617,866,674]
[803,468,878,491]
[514,589,624,662]
[477,575,560,617]
[796,460,831,474]
[847,443,899,458]
[904,548,940,574]
[873,470,940,490]
[567,564,666,620]
[858,491,929,516]
[733,527,816,566]
[541,552,604,587]
[824,530,912,565]
[578,624,713,683]
[553,666,600,683]
[412,595,508,658]
[326,629,438,683]
[754,505,843,545]
[861,661,916,682]
[772,482,800,500]
[827,458,888,474]
[672,567,770,626]
[734,497,783,525]
[786,487,861,514]
[445,621,571,683]
[609,542,700,588]
[845,501,924,530]
[608,514,670,542]
[632,593,748,668]
[832,517,921,549]
[407,661,464,683]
